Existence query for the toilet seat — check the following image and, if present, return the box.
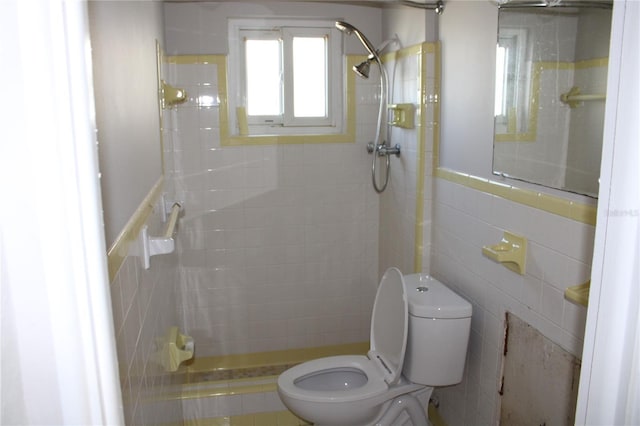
[278,355,388,403]
[278,268,408,404]
[368,267,408,385]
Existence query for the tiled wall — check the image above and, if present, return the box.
[429,177,594,425]
[90,2,187,424]
[436,3,597,422]
[565,60,608,195]
[493,9,608,198]
[109,206,183,425]
[493,11,577,190]
[163,57,380,357]
[493,64,573,188]
[379,45,438,276]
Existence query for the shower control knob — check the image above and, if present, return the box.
[366,142,375,154]
[376,144,401,158]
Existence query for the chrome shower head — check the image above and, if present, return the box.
[353,59,372,79]
[335,21,356,35]
[334,21,379,60]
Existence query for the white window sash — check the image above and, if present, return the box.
[282,27,336,127]
[228,18,343,136]
[240,29,284,126]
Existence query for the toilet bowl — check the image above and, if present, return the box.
[278,355,425,425]
[277,268,472,426]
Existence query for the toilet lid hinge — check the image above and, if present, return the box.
[368,350,397,384]
[376,354,392,376]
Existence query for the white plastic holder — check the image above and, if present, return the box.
[161,194,183,222]
[139,225,175,270]
[154,327,195,372]
[138,200,182,269]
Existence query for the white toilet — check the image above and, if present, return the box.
[277,268,472,426]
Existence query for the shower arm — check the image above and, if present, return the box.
[368,38,397,61]
[495,0,611,9]
[335,21,388,147]
[397,0,445,14]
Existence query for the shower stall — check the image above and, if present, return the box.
[106,1,441,423]
[161,0,440,361]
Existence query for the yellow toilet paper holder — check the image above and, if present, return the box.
[156,326,194,372]
[482,231,527,275]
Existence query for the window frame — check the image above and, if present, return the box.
[228,18,343,136]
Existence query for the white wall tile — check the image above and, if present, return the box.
[167,59,380,357]
[431,176,595,425]
[111,207,182,425]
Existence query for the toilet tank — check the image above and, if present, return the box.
[402,274,472,386]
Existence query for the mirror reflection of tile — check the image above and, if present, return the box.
[493,5,612,198]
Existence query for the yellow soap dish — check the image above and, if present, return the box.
[388,103,415,128]
[482,231,527,275]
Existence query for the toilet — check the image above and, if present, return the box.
[277,268,472,426]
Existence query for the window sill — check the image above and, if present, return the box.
[220,132,355,146]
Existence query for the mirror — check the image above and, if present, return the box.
[493,2,612,198]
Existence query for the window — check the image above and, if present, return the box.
[494,28,530,135]
[228,19,343,136]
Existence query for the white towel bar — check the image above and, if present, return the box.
[560,86,606,108]
[163,202,181,239]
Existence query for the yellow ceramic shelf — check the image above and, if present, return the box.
[482,231,527,275]
[565,280,590,307]
[388,103,415,128]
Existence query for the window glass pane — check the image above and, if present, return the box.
[292,37,327,118]
[245,39,281,116]
[495,45,507,116]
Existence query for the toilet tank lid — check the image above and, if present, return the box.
[403,274,472,319]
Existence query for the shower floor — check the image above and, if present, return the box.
[182,410,310,426]
[175,342,369,424]
[180,342,368,385]
[185,363,296,383]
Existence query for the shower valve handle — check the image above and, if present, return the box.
[366,142,376,154]
[367,142,401,158]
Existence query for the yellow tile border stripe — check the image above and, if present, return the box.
[107,44,170,281]
[177,410,310,426]
[575,57,608,69]
[382,42,439,273]
[432,53,598,225]
[422,42,441,272]
[107,176,164,281]
[495,58,607,143]
[221,55,359,146]
[153,343,370,401]
[434,168,597,225]
[167,54,360,146]
[177,379,279,401]
[414,44,427,273]
[186,342,368,372]
[429,402,448,426]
